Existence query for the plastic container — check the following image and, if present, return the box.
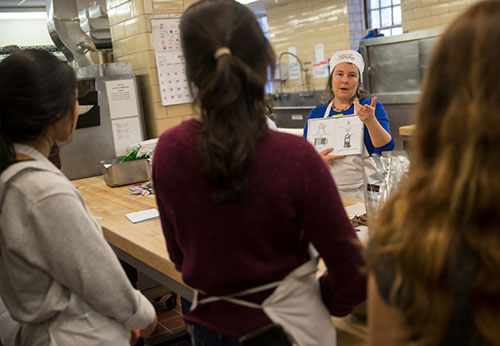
[100,157,151,187]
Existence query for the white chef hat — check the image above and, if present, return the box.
[329,50,365,82]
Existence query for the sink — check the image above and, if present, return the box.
[272,91,323,128]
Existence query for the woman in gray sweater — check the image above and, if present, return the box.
[0,49,157,346]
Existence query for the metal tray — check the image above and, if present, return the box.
[99,157,151,187]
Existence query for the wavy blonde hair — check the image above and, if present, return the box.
[367,1,500,345]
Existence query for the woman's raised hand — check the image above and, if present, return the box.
[354,96,377,124]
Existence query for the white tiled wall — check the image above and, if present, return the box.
[267,0,352,93]
[402,0,480,32]
[107,0,197,138]
[105,0,482,136]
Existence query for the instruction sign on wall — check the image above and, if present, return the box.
[151,18,192,106]
[104,79,144,156]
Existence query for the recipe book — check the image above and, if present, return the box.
[306,115,364,156]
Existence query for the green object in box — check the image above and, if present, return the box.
[100,157,151,187]
[121,145,140,162]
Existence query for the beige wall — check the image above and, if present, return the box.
[106,0,363,135]
[402,0,480,32]
[266,0,484,93]
[106,0,483,137]
[267,0,352,93]
[107,0,198,139]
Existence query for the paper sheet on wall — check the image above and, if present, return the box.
[312,61,329,79]
[315,43,325,62]
[306,115,364,156]
[105,79,139,119]
[287,47,297,63]
[112,117,143,156]
[151,18,192,106]
[288,63,300,80]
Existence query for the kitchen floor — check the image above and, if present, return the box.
[145,294,191,346]
[144,295,367,346]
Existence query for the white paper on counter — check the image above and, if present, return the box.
[344,202,366,218]
[344,203,369,243]
[356,226,369,243]
[105,79,139,119]
[111,117,143,156]
[126,208,159,223]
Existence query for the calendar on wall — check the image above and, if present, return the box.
[151,18,192,106]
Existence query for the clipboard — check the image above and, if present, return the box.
[306,115,364,156]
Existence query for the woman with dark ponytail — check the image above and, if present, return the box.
[152,1,366,345]
[0,49,157,345]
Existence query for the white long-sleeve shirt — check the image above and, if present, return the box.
[0,145,155,346]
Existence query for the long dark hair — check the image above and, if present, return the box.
[0,49,76,173]
[367,1,500,344]
[180,0,276,202]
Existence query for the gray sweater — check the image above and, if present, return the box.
[0,145,155,345]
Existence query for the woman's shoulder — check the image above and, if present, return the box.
[160,118,199,138]
[3,162,77,206]
[157,119,199,150]
[269,129,307,144]
[309,102,330,118]
[265,131,319,161]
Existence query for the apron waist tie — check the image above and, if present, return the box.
[191,247,319,312]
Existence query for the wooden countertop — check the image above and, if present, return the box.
[399,124,416,136]
[73,176,363,284]
[72,176,185,288]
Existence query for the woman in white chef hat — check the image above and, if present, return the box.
[303,50,394,199]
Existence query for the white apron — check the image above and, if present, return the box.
[0,296,18,346]
[190,246,336,346]
[9,144,131,346]
[323,102,367,199]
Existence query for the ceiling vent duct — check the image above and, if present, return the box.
[46,0,99,67]
[78,4,112,49]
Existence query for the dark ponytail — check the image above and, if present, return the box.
[0,49,76,173]
[181,0,276,202]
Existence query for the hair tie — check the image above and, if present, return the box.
[214,47,231,60]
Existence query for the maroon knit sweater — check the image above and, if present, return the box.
[153,119,366,338]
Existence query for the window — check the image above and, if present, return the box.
[257,16,269,37]
[257,15,274,94]
[366,0,403,36]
